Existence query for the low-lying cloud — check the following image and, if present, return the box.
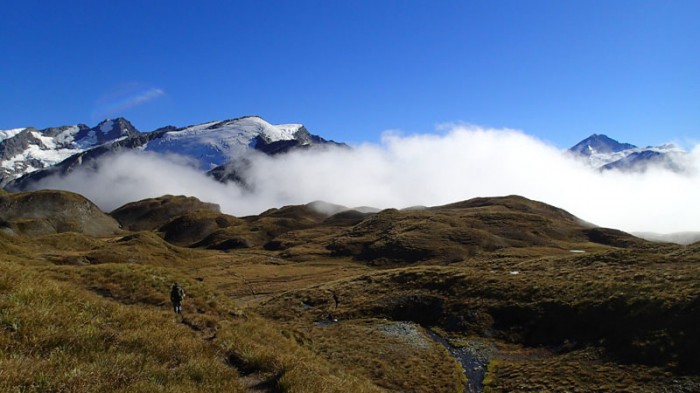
[34,124,700,234]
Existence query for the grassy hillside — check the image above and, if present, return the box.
[1,192,699,392]
[0,233,383,392]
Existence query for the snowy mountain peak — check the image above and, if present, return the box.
[215,116,303,142]
[569,134,686,172]
[144,116,311,170]
[569,134,636,156]
[75,118,139,148]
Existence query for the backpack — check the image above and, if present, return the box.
[171,285,184,302]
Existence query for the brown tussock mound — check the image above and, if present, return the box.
[111,194,221,231]
[0,189,121,237]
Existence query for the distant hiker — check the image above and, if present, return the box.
[170,282,185,314]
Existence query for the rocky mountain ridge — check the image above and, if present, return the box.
[1,115,342,188]
[0,118,139,186]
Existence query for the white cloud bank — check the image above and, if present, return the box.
[34,124,700,234]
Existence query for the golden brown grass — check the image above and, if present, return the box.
[3,192,700,392]
[303,319,465,393]
[1,242,387,392]
[216,317,384,393]
[483,345,699,393]
[258,252,700,390]
[0,261,244,393]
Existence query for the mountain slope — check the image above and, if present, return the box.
[0,118,138,186]
[600,147,686,172]
[3,115,342,190]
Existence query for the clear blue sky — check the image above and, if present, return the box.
[2,0,698,148]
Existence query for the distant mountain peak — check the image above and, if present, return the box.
[569,134,637,156]
[73,117,139,149]
[568,134,686,173]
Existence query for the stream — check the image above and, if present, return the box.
[425,329,492,393]
[308,311,493,392]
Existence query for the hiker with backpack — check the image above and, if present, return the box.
[170,282,185,314]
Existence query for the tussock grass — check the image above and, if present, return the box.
[2,257,385,392]
[0,232,32,261]
[45,263,239,329]
[33,230,208,267]
[34,232,105,252]
[483,346,700,392]
[305,319,465,393]
[216,317,384,393]
[3,191,700,392]
[0,262,244,392]
[260,256,700,387]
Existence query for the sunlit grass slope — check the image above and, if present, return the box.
[0,261,244,393]
[0,255,385,393]
[2,191,699,392]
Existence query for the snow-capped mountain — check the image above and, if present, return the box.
[568,134,687,172]
[2,115,342,189]
[144,116,320,170]
[1,119,138,186]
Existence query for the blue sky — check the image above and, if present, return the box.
[2,0,698,148]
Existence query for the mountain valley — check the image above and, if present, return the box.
[2,117,699,391]
[1,188,698,392]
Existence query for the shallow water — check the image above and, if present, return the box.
[425,329,491,393]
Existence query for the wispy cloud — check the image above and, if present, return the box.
[92,84,166,121]
[32,124,700,234]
